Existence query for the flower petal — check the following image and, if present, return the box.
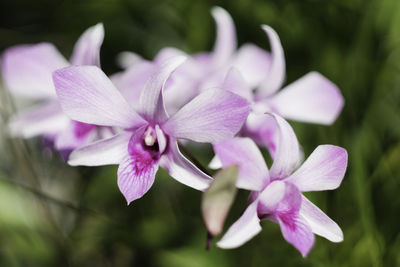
[216,201,262,249]
[258,25,286,97]
[139,56,186,122]
[8,100,70,138]
[211,7,237,68]
[53,65,146,128]
[163,88,250,143]
[286,145,347,192]
[70,23,104,67]
[267,72,344,125]
[257,180,286,213]
[300,196,343,242]
[68,132,131,166]
[269,114,300,180]
[221,67,253,101]
[2,43,69,99]
[117,154,159,204]
[232,43,271,88]
[262,182,314,257]
[159,141,212,191]
[278,215,314,257]
[213,137,268,191]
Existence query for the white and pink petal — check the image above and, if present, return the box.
[163,88,250,143]
[286,145,348,192]
[267,72,344,125]
[268,114,300,180]
[299,196,343,242]
[70,23,104,67]
[217,201,262,249]
[258,25,286,98]
[213,137,268,191]
[159,141,212,191]
[68,132,131,166]
[53,66,146,128]
[2,43,69,99]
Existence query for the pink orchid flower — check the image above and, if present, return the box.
[52,56,250,204]
[2,23,108,155]
[212,114,347,257]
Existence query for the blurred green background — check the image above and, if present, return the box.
[1,0,400,266]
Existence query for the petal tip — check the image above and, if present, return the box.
[211,6,228,17]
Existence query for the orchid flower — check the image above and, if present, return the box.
[2,23,107,154]
[212,114,347,257]
[52,56,250,204]
[238,26,343,155]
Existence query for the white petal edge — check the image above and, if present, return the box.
[68,132,131,166]
[217,201,262,249]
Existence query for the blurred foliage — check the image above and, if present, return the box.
[0,0,400,266]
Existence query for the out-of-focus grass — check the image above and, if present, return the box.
[0,0,400,266]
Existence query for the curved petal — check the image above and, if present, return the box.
[221,67,253,101]
[8,100,70,138]
[216,201,262,249]
[211,6,237,68]
[139,56,186,122]
[267,72,344,125]
[300,196,343,242]
[258,25,286,97]
[269,114,300,180]
[278,215,314,257]
[286,145,348,192]
[159,141,212,191]
[163,88,250,143]
[53,66,146,128]
[68,132,131,166]
[118,154,159,204]
[232,43,271,88]
[70,23,104,67]
[2,43,69,99]
[213,137,268,191]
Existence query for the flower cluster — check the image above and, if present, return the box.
[1,7,347,257]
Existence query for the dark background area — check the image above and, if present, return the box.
[0,0,399,266]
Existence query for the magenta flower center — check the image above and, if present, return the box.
[128,125,168,161]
